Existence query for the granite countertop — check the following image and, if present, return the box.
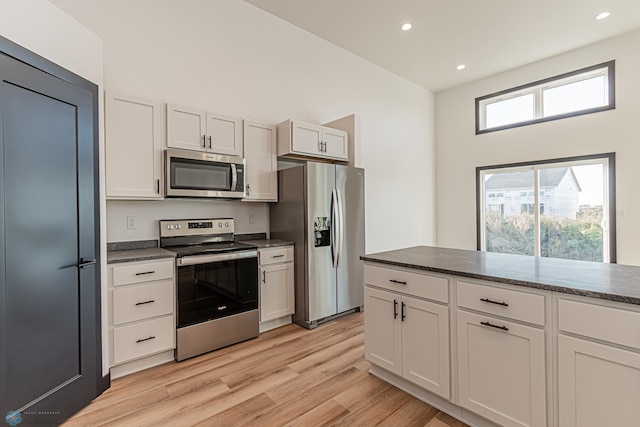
[240,239,294,249]
[361,245,640,305]
[107,247,176,264]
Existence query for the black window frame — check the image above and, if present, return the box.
[476,152,616,263]
[475,61,615,134]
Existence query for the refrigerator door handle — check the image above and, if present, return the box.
[335,188,345,267]
[331,188,339,268]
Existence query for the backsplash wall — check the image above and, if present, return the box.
[106,199,269,242]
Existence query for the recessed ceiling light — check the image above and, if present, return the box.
[401,22,413,31]
[457,64,466,70]
[595,11,610,20]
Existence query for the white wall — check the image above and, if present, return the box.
[50,0,437,253]
[436,30,640,266]
[1,0,109,376]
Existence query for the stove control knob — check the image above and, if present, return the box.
[167,224,174,230]
[218,222,223,228]
[225,222,229,227]
[176,224,182,229]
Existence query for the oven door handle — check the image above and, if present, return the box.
[176,250,257,266]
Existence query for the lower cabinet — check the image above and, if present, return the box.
[364,285,450,399]
[457,310,546,427]
[258,246,294,331]
[108,258,176,377]
[557,298,640,427]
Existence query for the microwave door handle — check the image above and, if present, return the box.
[230,163,237,191]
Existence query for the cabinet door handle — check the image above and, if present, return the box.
[393,299,398,319]
[318,140,323,152]
[323,141,327,152]
[480,321,509,332]
[136,336,156,343]
[480,298,509,307]
[208,135,212,149]
[246,184,251,195]
[135,300,155,306]
[389,279,407,285]
[401,301,406,321]
[262,271,266,283]
[135,271,155,276]
[156,179,160,194]
[202,134,206,148]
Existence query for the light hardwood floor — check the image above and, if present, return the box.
[63,312,468,426]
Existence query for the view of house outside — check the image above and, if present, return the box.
[483,164,605,262]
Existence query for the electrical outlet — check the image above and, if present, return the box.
[248,213,254,224]
[126,216,137,230]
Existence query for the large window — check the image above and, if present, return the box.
[477,153,616,263]
[476,61,615,134]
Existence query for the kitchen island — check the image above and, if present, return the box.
[361,246,640,427]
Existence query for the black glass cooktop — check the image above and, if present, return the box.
[163,241,257,258]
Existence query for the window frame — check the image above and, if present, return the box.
[475,61,615,134]
[476,153,616,263]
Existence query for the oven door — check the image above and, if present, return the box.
[165,149,245,198]
[176,251,258,329]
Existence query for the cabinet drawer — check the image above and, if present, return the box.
[457,280,545,326]
[364,264,448,303]
[558,299,640,351]
[112,259,174,286]
[112,280,174,325]
[259,246,294,265]
[112,315,175,365]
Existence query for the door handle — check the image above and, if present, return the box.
[208,135,212,149]
[480,321,509,332]
[393,299,398,319]
[401,301,406,321]
[202,135,206,148]
[262,271,266,283]
[77,258,96,268]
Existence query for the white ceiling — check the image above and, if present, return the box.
[244,0,640,92]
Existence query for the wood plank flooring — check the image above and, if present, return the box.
[63,312,469,426]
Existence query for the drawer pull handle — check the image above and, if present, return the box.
[480,321,509,332]
[135,271,156,276]
[480,298,508,307]
[389,279,407,285]
[272,254,285,258]
[393,299,398,319]
[136,336,156,343]
[135,300,155,306]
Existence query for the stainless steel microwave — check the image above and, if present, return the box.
[165,149,245,199]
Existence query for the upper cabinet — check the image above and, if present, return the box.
[166,103,242,156]
[243,119,277,202]
[105,92,163,199]
[277,119,348,162]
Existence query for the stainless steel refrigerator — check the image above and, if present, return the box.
[270,162,365,329]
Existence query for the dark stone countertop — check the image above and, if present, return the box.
[241,239,294,249]
[361,245,640,305]
[107,247,176,264]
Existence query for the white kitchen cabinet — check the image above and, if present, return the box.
[364,267,450,399]
[259,246,294,331]
[243,119,277,201]
[108,258,176,377]
[105,92,163,199]
[166,103,242,156]
[457,310,546,427]
[277,119,348,161]
[557,298,640,427]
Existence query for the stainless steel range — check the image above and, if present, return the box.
[160,218,259,361]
